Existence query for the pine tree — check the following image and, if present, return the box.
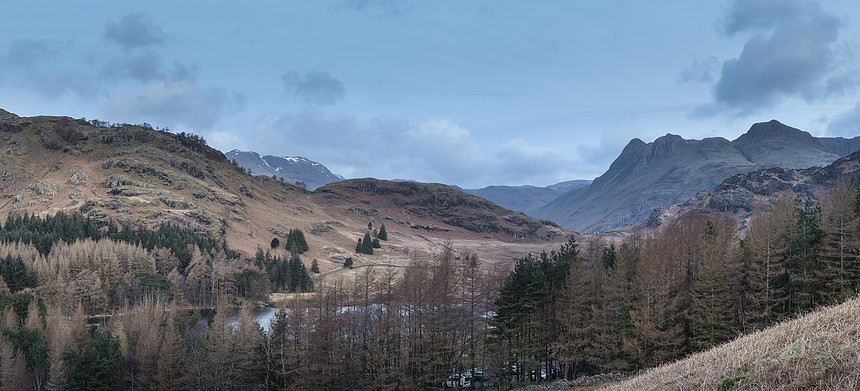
[64,326,122,390]
[310,259,320,274]
[372,238,381,249]
[361,233,374,255]
[686,215,739,352]
[378,224,388,241]
[270,237,280,250]
[152,315,188,390]
[343,257,353,269]
[355,238,362,253]
[294,229,309,253]
[816,182,860,304]
[742,194,793,330]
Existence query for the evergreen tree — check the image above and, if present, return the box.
[816,182,860,305]
[685,215,739,352]
[152,316,187,390]
[0,255,30,293]
[343,257,353,269]
[285,229,309,254]
[356,238,363,253]
[601,244,617,270]
[294,229,309,253]
[311,259,320,274]
[64,326,122,391]
[270,237,280,250]
[378,224,388,241]
[787,199,822,314]
[372,238,381,249]
[361,233,374,255]
[288,254,313,292]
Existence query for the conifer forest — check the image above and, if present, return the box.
[1,182,860,390]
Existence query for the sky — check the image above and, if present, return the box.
[2,0,860,188]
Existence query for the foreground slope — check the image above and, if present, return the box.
[599,296,860,390]
[537,120,860,233]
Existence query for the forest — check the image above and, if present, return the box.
[0,180,859,390]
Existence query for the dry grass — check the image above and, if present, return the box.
[598,297,860,390]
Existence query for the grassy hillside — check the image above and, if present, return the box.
[0,110,569,276]
[598,296,860,390]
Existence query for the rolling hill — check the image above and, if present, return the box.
[0,109,568,274]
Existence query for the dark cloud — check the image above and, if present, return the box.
[105,13,167,49]
[282,69,346,106]
[704,0,846,115]
[826,103,860,137]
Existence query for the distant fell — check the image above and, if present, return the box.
[461,180,590,216]
[226,150,343,190]
[536,120,860,232]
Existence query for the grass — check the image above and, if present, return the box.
[597,296,860,390]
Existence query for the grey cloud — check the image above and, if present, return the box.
[722,0,815,35]
[338,0,410,16]
[282,69,346,106]
[102,52,197,83]
[260,110,583,187]
[101,50,163,81]
[107,80,244,131]
[1,39,52,68]
[105,13,167,49]
[678,57,719,84]
[705,0,845,114]
[493,140,579,186]
[826,103,860,137]
[25,69,100,99]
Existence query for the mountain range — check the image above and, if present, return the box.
[534,120,860,233]
[226,120,860,233]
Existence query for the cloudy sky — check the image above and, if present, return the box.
[2,1,860,188]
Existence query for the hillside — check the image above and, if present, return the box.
[225,149,344,190]
[536,120,860,233]
[598,296,860,390]
[649,148,860,228]
[316,179,567,242]
[0,109,567,272]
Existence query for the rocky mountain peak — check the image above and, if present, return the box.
[734,120,815,144]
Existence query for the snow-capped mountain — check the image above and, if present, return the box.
[225,150,344,190]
